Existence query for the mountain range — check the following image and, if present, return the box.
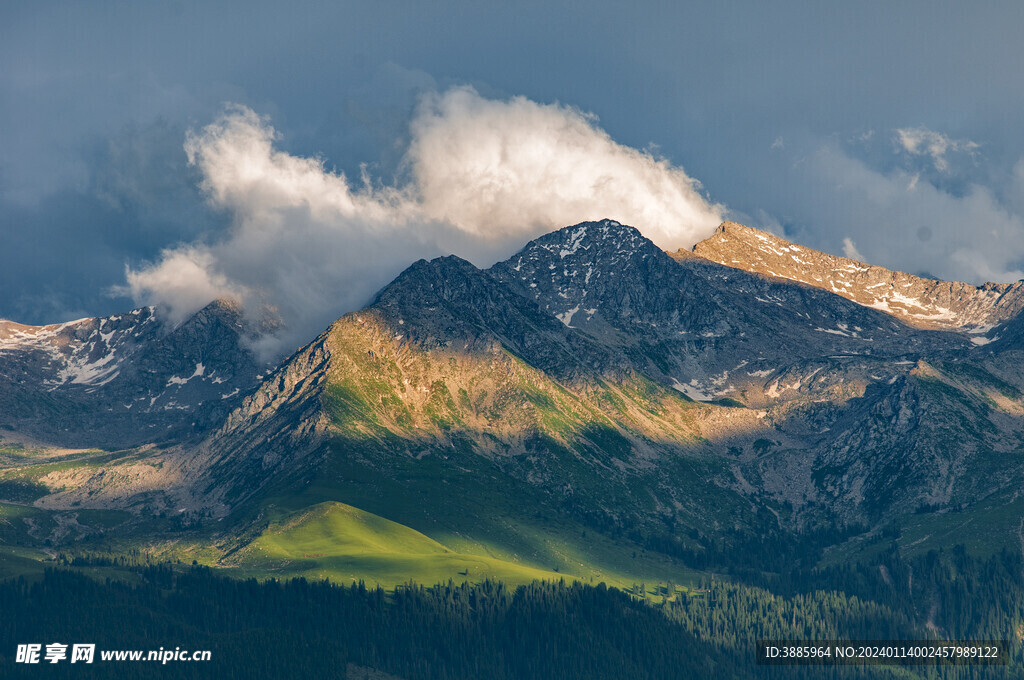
[3,218,1024,589]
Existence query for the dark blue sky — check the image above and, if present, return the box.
[4,1,1024,335]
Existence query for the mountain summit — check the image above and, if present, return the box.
[494,219,965,399]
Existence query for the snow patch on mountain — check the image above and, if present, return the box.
[168,362,206,387]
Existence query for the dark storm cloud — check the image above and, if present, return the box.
[3,0,1024,338]
[0,119,223,323]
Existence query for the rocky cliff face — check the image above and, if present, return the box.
[679,221,1024,339]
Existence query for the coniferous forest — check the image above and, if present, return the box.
[1,545,1021,679]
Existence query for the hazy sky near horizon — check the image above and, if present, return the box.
[4,1,1024,351]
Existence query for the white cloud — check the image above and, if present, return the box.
[841,237,865,262]
[895,126,978,173]
[406,87,723,247]
[122,247,247,325]
[125,88,724,357]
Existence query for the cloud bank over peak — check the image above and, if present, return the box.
[407,88,723,245]
[125,87,724,357]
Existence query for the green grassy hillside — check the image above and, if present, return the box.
[228,501,564,587]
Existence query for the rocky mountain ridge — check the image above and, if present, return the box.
[676,221,1024,339]
[0,299,264,447]
[494,220,969,402]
